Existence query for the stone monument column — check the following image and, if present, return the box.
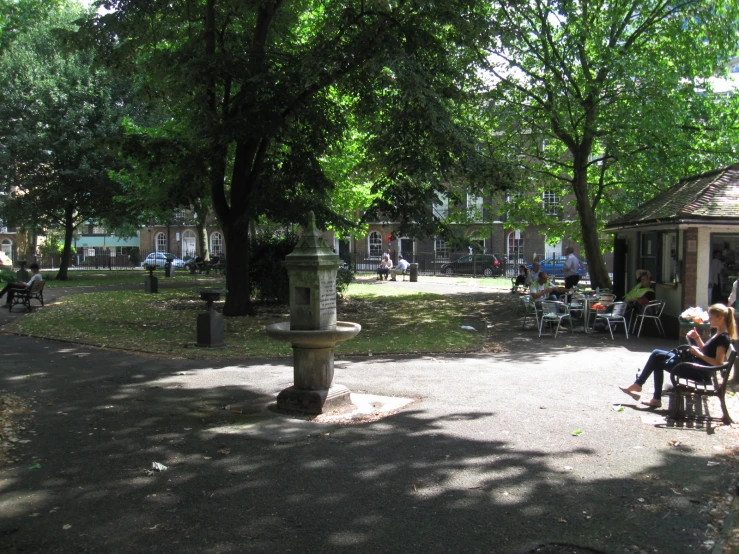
[266,212,360,414]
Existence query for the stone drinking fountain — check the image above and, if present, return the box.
[266,213,361,414]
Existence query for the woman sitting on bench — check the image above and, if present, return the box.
[618,303,736,408]
[0,263,42,306]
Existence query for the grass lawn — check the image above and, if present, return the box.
[3,283,486,360]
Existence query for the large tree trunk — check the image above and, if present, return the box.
[55,205,76,281]
[571,162,612,289]
[222,218,253,316]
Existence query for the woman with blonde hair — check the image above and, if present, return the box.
[619,303,736,408]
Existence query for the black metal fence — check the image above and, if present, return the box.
[342,245,612,278]
[12,247,206,271]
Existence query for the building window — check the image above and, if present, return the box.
[182,230,197,258]
[434,192,449,220]
[210,232,224,255]
[1,239,12,260]
[368,231,382,258]
[435,238,449,260]
[155,232,167,252]
[507,231,524,264]
[542,191,561,216]
[468,235,485,253]
[467,193,484,221]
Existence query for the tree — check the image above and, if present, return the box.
[79,0,510,315]
[482,0,739,287]
[0,3,132,280]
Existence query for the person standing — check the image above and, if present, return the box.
[562,246,581,289]
[710,249,725,305]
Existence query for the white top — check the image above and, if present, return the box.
[396,259,410,271]
[563,253,580,278]
[729,279,738,307]
[27,273,43,287]
[709,257,724,286]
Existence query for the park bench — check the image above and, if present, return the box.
[8,280,45,313]
[669,344,736,424]
[205,257,226,275]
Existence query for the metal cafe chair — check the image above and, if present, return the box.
[538,301,572,338]
[633,300,666,338]
[593,301,630,340]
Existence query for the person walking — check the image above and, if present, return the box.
[562,246,581,289]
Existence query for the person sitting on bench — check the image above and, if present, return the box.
[376,254,392,280]
[0,263,42,306]
[390,255,410,281]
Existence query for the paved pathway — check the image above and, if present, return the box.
[0,279,737,553]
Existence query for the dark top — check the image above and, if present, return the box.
[703,332,731,359]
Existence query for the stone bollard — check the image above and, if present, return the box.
[196,289,226,347]
[143,265,158,293]
[409,263,418,282]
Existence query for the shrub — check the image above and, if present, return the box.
[336,266,354,298]
[129,247,141,266]
[248,232,298,303]
[0,269,16,284]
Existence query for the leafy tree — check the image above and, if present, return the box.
[79,0,510,315]
[0,3,132,280]
[481,0,739,287]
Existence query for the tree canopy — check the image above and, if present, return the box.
[0,2,132,279]
[481,0,739,287]
[78,0,511,314]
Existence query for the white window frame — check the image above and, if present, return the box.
[210,232,224,255]
[155,232,167,252]
[507,231,524,264]
[435,238,449,260]
[542,190,561,216]
[368,231,383,259]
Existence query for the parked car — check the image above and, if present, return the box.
[441,254,505,277]
[143,252,185,269]
[0,251,11,270]
[528,256,588,278]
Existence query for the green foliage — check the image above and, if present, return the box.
[481,0,739,283]
[0,269,16,284]
[38,233,63,258]
[248,232,299,304]
[336,266,354,299]
[0,2,136,278]
[76,0,512,314]
[128,247,141,267]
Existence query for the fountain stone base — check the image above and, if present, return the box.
[277,384,352,415]
[266,321,361,415]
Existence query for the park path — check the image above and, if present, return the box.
[0,276,738,552]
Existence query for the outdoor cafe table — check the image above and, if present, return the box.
[566,295,602,333]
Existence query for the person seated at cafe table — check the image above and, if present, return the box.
[624,271,655,318]
[529,271,567,301]
[512,265,529,292]
[525,262,540,288]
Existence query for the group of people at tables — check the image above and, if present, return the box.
[515,261,656,328]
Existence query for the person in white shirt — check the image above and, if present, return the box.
[390,255,410,281]
[562,246,581,289]
[709,249,725,304]
[376,254,392,280]
[0,263,43,306]
[525,262,540,288]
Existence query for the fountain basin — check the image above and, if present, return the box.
[265,321,361,349]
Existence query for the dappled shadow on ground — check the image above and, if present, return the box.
[0,336,735,554]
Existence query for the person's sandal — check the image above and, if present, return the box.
[641,399,662,408]
[619,386,641,401]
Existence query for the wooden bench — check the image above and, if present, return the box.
[669,344,736,424]
[9,280,45,313]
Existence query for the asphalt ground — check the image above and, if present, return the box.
[0,278,738,553]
